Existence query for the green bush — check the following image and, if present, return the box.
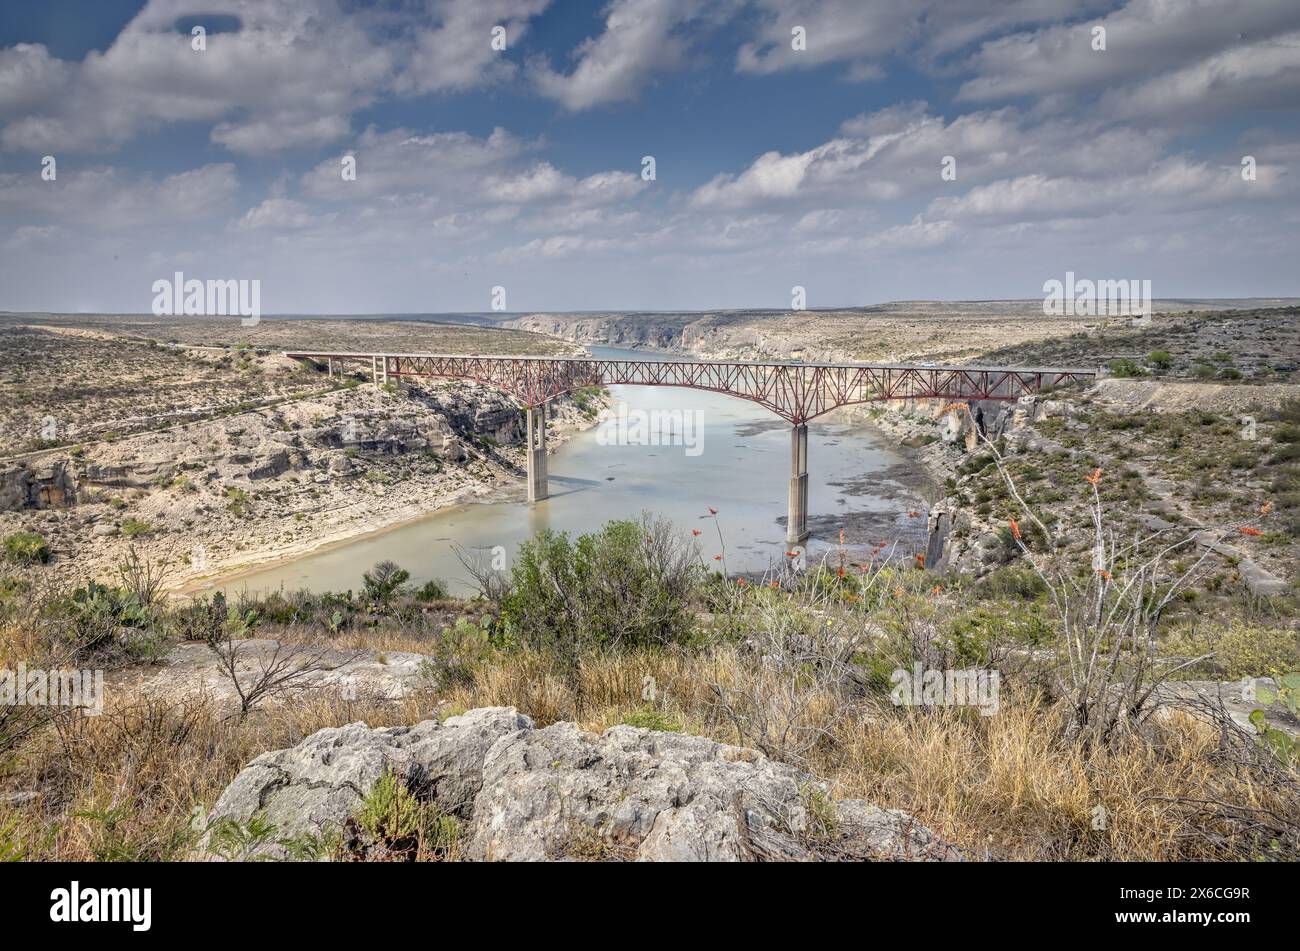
[1163,623,1300,680]
[351,770,458,859]
[2,532,50,565]
[414,579,449,602]
[499,516,698,657]
[361,560,410,610]
[121,519,152,539]
[948,604,1053,666]
[971,566,1048,601]
[1107,358,1146,378]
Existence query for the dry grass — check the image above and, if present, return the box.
[445,648,1299,862]
[3,571,1296,861]
[2,640,1295,861]
[0,684,439,861]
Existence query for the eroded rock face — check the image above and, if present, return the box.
[204,708,959,862]
[0,462,78,510]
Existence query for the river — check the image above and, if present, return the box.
[207,346,931,598]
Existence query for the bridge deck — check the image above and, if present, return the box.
[285,350,1095,375]
[286,350,1097,426]
[285,349,1097,542]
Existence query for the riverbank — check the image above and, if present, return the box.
[0,316,604,595]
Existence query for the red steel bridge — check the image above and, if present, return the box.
[286,351,1096,542]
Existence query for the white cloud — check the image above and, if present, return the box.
[0,0,553,155]
[532,0,741,110]
[957,0,1300,117]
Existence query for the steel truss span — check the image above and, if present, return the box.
[286,352,1097,424]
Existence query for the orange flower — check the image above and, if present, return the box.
[837,566,846,578]
[839,529,845,545]
[691,529,701,537]
[1260,501,1273,516]
[713,554,722,561]
[907,510,920,518]
[1009,518,1021,541]
[1085,468,1102,486]
[736,578,747,587]
[930,585,943,596]
[707,506,718,515]
[892,587,904,599]
[1096,568,1112,580]
[915,553,926,567]
[785,550,799,558]
[769,581,781,589]
[1240,526,1263,537]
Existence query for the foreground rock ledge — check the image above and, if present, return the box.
[206,707,960,862]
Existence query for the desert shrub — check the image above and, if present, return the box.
[361,560,410,611]
[62,582,153,654]
[422,619,494,690]
[569,386,604,417]
[120,519,152,539]
[414,579,448,602]
[1107,358,1145,378]
[2,532,50,565]
[947,604,1053,666]
[1147,350,1173,371]
[351,769,458,860]
[1163,623,1300,680]
[970,565,1048,601]
[499,515,698,658]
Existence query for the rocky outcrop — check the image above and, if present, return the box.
[204,707,960,862]
[206,708,533,858]
[0,461,77,511]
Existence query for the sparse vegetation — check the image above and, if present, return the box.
[2,532,49,565]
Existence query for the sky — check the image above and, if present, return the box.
[0,0,1298,314]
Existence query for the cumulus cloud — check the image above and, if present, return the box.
[0,0,553,155]
[0,162,238,227]
[957,0,1300,115]
[2,0,1298,310]
[532,0,742,110]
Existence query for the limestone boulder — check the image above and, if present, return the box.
[463,720,959,862]
[205,707,533,858]
[205,708,960,862]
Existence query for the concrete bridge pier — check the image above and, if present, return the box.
[787,423,809,544]
[371,355,389,387]
[526,404,548,503]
